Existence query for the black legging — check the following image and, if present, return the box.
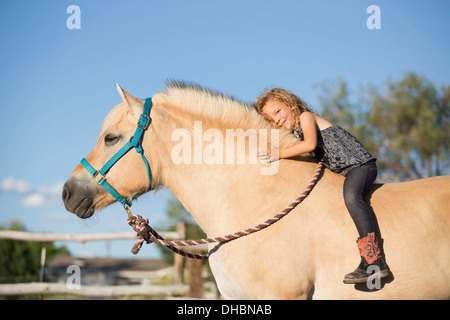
[343,160,377,238]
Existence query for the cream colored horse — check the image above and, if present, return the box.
[63,82,450,299]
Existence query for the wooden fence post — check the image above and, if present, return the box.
[187,250,203,298]
[173,223,185,285]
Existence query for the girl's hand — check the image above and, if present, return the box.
[257,143,280,163]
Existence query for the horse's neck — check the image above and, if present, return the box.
[162,161,253,236]
[147,104,333,237]
[161,155,328,237]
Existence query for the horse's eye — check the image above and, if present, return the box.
[104,134,120,146]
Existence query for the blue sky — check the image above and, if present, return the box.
[0,0,448,259]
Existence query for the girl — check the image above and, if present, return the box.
[255,88,389,284]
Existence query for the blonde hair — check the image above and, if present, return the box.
[254,88,312,130]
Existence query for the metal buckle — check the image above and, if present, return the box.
[137,113,150,130]
[94,172,105,184]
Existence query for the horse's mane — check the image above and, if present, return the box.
[163,81,300,148]
[99,81,300,148]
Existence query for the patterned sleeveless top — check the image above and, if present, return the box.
[297,125,376,176]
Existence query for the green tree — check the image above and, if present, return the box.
[315,78,377,163]
[157,196,206,263]
[0,221,69,284]
[315,73,449,181]
[368,73,449,180]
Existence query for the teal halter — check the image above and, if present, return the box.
[80,98,152,210]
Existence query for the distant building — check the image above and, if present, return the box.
[47,255,172,286]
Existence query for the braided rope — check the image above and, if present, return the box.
[128,161,324,259]
[128,215,209,259]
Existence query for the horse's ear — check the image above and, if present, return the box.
[115,84,144,114]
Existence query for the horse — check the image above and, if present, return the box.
[62,82,450,299]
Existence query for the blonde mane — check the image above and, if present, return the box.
[97,81,301,149]
[163,81,300,148]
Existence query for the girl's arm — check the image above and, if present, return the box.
[278,112,318,159]
[258,112,318,163]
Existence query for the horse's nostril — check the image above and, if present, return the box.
[62,185,70,202]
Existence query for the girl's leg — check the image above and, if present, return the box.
[342,162,389,284]
[343,162,377,238]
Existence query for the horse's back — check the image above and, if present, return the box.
[371,175,450,225]
[314,175,450,299]
[369,175,450,299]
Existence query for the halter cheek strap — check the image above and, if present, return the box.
[80,98,153,209]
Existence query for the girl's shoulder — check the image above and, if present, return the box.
[299,111,316,124]
[306,113,333,131]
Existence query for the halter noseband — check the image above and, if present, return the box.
[80,97,153,210]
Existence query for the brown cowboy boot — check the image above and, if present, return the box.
[343,232,390,284]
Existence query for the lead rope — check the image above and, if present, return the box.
[128,162,324,259]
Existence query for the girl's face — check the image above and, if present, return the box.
[262,99,294,129]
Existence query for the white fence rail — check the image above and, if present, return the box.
[0,230,207,251]
[0,226,207,298]
[0,282,189,297]
[0,230,181,243]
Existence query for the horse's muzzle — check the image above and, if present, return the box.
[62,176,100,219]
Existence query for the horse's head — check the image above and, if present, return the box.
[62,81,302,219]
[62,85,153,218]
